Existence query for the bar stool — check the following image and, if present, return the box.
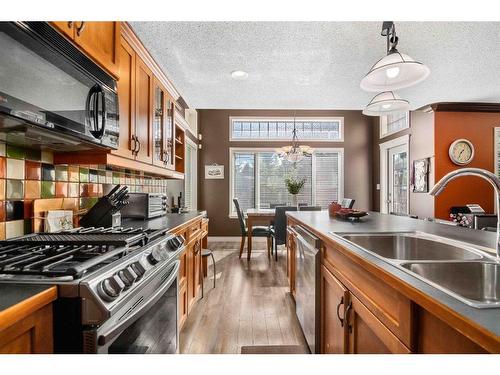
[201,249,216,298]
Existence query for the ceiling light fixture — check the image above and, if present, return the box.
[231,70,248,80]
[362,91,410,116]
[360,21,430,92]
[275,113,313,163]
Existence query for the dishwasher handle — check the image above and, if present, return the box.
[291,225,322,251]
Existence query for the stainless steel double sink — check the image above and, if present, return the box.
[332,232,500,308]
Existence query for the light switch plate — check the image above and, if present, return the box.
[376,183,381,190]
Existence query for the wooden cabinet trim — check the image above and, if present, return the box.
[0,304,53,354]
[0,286,57,332]
[121,22,180,100]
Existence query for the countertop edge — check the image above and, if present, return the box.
[0,286,57,332]
[167,214,204,234]
[287,213,500,353]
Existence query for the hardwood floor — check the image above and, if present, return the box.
[179,241,308,354]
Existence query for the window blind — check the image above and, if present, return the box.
[233,153,255,213]
[314,152,340,208]
[258,153,312,208]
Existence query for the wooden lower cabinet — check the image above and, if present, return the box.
[321,264,409,354]
[174,217,206,331]
[178,281,188,329]
[320,265,348,353]
[346,294,410,354]
[416,309,488,353]
[0,304,53,354]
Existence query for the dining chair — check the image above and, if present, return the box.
[299,206,322,211]
[233,198,272,259]
[270,203,286,208]
[270,206,297,261]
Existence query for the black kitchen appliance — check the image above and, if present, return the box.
[120,193,167,220]
[0,226,185,354]
[0,22,119,151]
[80,185,129,228]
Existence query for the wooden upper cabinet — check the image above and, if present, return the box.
[73,22,120,77]
[112,36,136,160]
[321,265,348,354]
[152,79,175,169]
[346,294,411,354]
[134,57,153,164]
[50,21,74,39]
[49,21,120,78]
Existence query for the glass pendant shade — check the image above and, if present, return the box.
[362,91,410,116]
[360,51,430,92]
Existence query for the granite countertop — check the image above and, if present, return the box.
[121,212,204,233]
[287,211,500,340]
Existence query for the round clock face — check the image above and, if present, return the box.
[449,139,474,165]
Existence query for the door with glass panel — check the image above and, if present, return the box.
[387,144,408,215]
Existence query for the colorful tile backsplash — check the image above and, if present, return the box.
[0,143,170,240]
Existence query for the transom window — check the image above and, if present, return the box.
[229,148,344,216]
[230,117,344,141]
[380,112,410,138]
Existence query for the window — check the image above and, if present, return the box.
[379,112,410,138]
[230,117,344,141]
[229,148,343,216]
[184,139,197,210]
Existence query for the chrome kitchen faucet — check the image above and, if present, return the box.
[429,168,500,259]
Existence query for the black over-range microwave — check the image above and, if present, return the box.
[0,22,119,151]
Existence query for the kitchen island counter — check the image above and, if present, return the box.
[287,210,500,353]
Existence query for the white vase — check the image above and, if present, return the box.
[292,194,298,208]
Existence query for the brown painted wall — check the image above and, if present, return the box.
[372,111,435,219]
[434,111,499,219]
[198,109,375,236]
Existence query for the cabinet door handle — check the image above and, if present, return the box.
[336,296,345,327]
[344,301,353,333]
[131,135,137,154]
[76,21,86,36]
[136,138,141,155]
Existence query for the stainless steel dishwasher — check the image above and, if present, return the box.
[291,224,322,354]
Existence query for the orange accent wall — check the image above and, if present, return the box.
[434,112,500,219]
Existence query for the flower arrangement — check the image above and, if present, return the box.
[285,176,306,195]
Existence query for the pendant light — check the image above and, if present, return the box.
[362,91,410,116]
[360,21,430,92]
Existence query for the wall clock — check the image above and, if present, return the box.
[448,139,475,165]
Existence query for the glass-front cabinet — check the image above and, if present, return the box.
[153,78,175,169]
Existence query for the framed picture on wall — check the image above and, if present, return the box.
[205,164,224,179]
[413,158,430,193]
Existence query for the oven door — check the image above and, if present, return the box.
[93,260,180,354]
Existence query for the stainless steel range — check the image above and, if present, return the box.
[0,226,185,354]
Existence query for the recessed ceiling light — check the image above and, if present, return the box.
[231,70,248,80]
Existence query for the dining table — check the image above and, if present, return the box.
[245,208,275,260]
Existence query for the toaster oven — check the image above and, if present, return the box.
[120,193,167,219]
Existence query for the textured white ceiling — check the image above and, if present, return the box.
[130,22,500,110]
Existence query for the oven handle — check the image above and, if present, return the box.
[97,260,180,346]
